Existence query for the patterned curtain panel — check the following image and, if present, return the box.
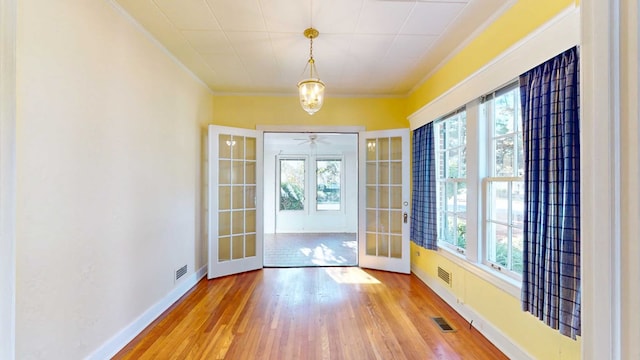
[410,122,437,250]
[519,46,581,339]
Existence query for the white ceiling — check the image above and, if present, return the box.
[115,0,512,97]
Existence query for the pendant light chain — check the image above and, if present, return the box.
[309,35,315,78]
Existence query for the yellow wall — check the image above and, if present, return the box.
[412,244,581,359]
[212,1,582,359]
[407,0,577,115]
[212,95,408,130]
[408,1,582,359]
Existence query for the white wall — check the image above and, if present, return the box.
[263,133,358,234]
[0,0,17,358]
[15,0,212,358]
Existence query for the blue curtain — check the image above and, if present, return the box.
[410,122,437,250]
[519,46,580,339]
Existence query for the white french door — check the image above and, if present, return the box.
[208,125,263,279]
[358,129,410,274]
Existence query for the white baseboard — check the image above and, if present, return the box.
[411,265,533,360]
[86,265,208,360]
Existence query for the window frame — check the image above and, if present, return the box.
[483,177,524,279]
[434,108,467,254]
[426,81,525,293]
[315,157,344,212]
[481,82,524,281]
[277,156,307,212]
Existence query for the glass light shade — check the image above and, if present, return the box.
[298,78,325,115]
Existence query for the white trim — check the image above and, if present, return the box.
[620,1,640,359]
[581,0,626,359]
[275,154,310,219]
[0,0,16,358]
[462,100,480,264]
[409,0,518,94]
[314,155,346,214]
[105,0,214,95]
[408,5,580,129]
[210,90,406,98]
[86,266,208,359]
[436,247,521,299]
[411,265,533,360]
[257,125,365,133]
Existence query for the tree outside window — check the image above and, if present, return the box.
[279,159,305,211]
[435,110,467,251]
[483,84,524,277]
[316,159,341,211]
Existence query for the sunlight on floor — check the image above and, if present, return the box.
[324,267,381,284]
[300,243,350,265]
[264,233,357,267]
[342,240,357,249]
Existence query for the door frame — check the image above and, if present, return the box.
[258,125,364,261]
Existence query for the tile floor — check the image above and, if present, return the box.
[263,233,358,267]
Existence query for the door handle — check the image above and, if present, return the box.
[403,212,408,223]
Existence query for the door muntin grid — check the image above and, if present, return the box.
[218,134,257,262]
[365,136,403,259]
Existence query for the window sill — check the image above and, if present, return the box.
[436,246,522,300]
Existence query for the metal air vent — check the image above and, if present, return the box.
[437,266,452,286]
[431,317,456,333]
[176,265,187,281]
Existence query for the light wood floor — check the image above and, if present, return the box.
[114,267,507,360]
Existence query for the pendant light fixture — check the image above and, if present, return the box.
[297,28,325,115]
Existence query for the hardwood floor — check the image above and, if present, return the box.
[114,267,507,360]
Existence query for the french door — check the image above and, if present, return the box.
[208,125,263,279]
[359,129,410,274]
[207,126,408,277]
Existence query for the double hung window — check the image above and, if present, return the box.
[316,159,342,211]
[430,83,524,282]
[434,110,467,252]
[279,158,306,211]
[481,83,524,278]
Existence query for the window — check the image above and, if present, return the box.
[316,159,341,211]
[428,82,524,285]
[482,83,524,278]
[279,158,305,211]
[435,109,467,251]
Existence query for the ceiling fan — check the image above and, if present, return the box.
[294,134,330,146]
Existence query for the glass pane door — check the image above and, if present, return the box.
[359,129,410,273]
[209,125,262,278]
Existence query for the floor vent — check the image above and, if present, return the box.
[437,266,452,286]
[431,317,456,333]
[176,265,188,281]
